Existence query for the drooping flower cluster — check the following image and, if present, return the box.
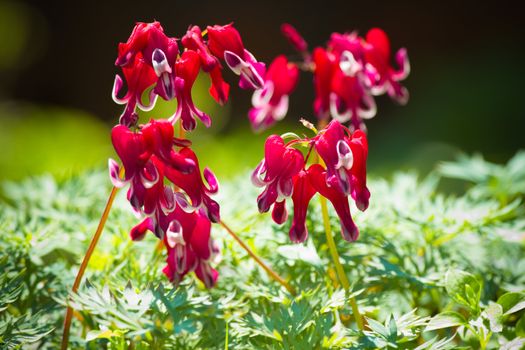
[109,120,220,286]
[248,25,410,132]
[112,21,265,129]
[252,120,370,243]
[109,21,266,287]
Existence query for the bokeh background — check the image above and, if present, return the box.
[1,0,524,181]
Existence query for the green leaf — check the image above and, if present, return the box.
[86,329,123,341]
[516,315,525,337]
[276,241,322,266]
[425,311,467,331]
[484,302,503,333]
[497,292,525,315]
[500,337,525,350]
[445,269,482,312]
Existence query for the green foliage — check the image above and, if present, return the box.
[1,152,524,349]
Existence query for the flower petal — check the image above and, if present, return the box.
[271,200,288,225]
[130,217,154,241]
[108,158,127,188]
[289,170,316,243]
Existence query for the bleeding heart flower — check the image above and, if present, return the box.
[112,52,157,127]
[364,28,410,105]
[252,120,370,244]
[314,120,370,210]
[312,47,337,120]
[161,208,219,287]
[289,169,316,243]
[171,51,212,131]
[252,135,304,215]
[162,147,220,223]
[207,24,265,90]
[308,164,359,241]
[249,55,299,131]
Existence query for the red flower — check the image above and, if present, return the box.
[115,22,166,67]
[182,25,230,105]
[115,22,179,102]
[112,52,157,127]
[206,23,245,60]
[308,164,359,241]
[364,28,410,105]
[252,121,370,244]
[207,24,265,90]
[161,208,219,287]
[172,50,211,131]
[312,48,337,120]
[141,119,195,173]
[315,120,370,210]
[249,56,299,131]
[181,25,219,72]
[330,67,376,131]
[110,118,221,288]
[208,65,230,105]
[289,169,316,243]
[252,135,304,214]
[162,148,220,223]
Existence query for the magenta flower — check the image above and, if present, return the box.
[112,51,157,127]
[246,25,410,133]
[312,43,376,130]
[172,50,212,131]
[252,120,370,243]
[364,28,410,105]
[181,25,219,72]
[252,135,304,215]
[182,25,231,105]
[141,119,195,173]
[161,207,219,287]
[162,148,221,223]
[314,120,370,211]
[207,24,265,90]
[110,119,221,287]
[308,164,359,241]
[330,67,376,131]
[249,55,299,131]
[289,169,316,243]
[115,21,179,102]
[312,47,337,120]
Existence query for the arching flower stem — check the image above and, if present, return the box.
[220,221,296,295]
[61,168,124,350]
[316,117,364,330]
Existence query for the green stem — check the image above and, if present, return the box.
[319,195,364,331]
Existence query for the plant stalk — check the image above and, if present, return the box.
[220,221,296,295]
[316,117,364,330]
[319,195,364,330]
[61,182,121,349]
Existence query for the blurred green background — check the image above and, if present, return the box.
[0,0,523,181]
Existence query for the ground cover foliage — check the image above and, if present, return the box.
[1,151,524,349]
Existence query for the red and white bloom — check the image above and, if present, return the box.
[364,28,410,105]
[207,24,265,90]
[249,56,299,131]
[252,120,370,243]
